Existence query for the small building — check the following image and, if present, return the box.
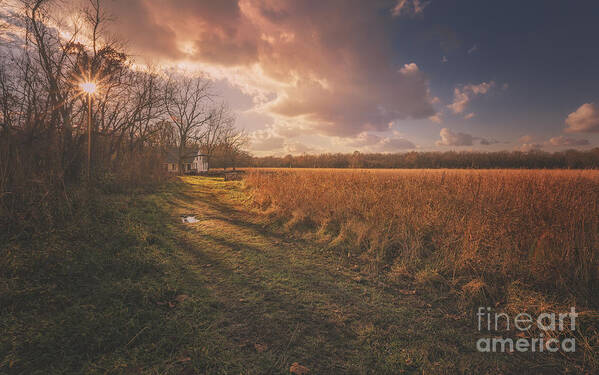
[164,148,208,174]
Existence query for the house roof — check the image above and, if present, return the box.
[164,147,207,164]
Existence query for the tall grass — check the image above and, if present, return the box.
[245,169,599,307]
[0,132,170,237]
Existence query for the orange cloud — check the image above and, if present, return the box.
[106,0,436,137]
[565,103,599,133]
[447,82,495,114]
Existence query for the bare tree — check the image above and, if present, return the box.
[163,74,213,173]
[84,0,112,57]
[219,123,248,171]
[24,0,82,176]
[199,102,235,171]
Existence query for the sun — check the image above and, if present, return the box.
[79,81,97,95]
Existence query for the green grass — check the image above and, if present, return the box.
[0,177,591,373]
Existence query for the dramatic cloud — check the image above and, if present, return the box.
[102,0,184,60]
[391,0,430,17]
[464,112,475,120]
[546,136,590,147]
[104,0,435,138]
[447,81,495,114]
[565,103,599,133]
[436,128,494,146]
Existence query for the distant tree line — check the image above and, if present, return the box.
[249,149,599,169]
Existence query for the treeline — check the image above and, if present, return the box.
[250,149,599,169]
[0,0,244,231]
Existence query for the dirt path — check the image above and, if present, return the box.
[165,177,523,374]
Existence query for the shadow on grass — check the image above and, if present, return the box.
[0,184,263,374]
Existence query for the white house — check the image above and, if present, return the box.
[164,148,209,174]
[192,153,209,172]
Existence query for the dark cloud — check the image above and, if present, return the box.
[104,0,182,59]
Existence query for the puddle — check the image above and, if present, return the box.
[181,215,199,224]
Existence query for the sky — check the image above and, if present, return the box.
[26,0,599,155]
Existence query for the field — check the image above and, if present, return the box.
[246,170,599,305]
[245,168,599,302]
[244,168,599,366]
[2,172,598,373]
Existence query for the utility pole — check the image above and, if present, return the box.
[87,93,92,185]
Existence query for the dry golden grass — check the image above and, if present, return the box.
[244,168,599,307]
